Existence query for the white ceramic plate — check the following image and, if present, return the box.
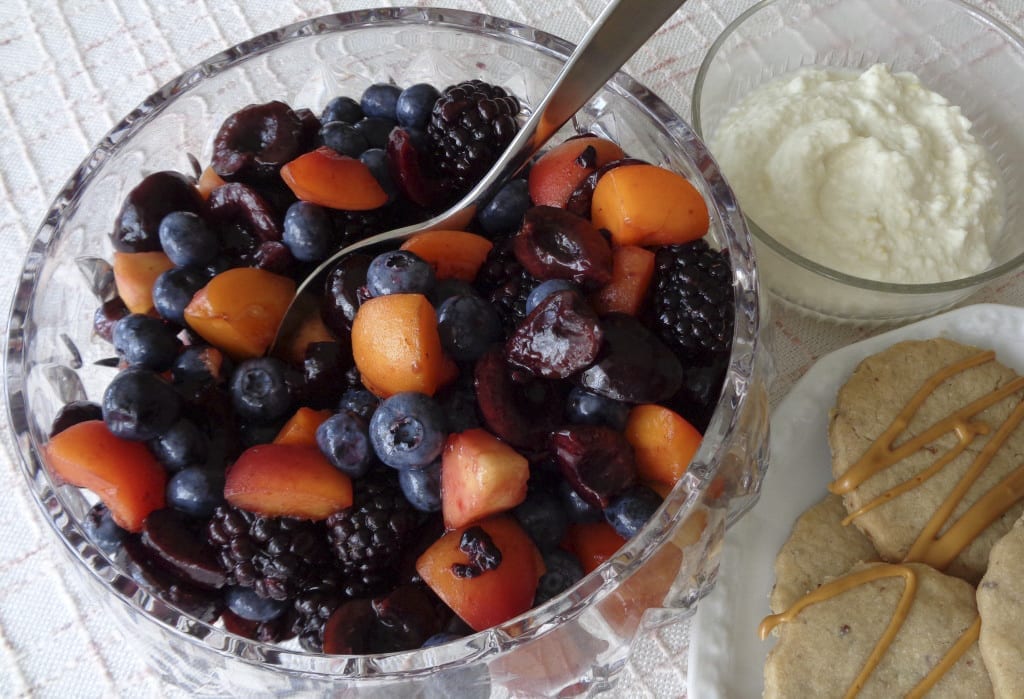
[686,303,1024,698]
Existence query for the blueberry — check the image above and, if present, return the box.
[422,631,462,648]
[396,83,440,128]
[172,345,232,387]
[359,148,398,202]
[429,278,478,308]
[353,116,396,150]
[321,95,363,125]
[478,179,530,236]
[158,211,218,267]
[113,314,182,371]
[316,411,373,478]
[152,266,208,325]
[525,279,577,315]
[603,485,663,539]
[436,385,481,432]
[436,295,503,361]
[534,549,584,604]
[558,479,603,523]
[369,391,446,470]
[102,368,182,441]
[338,388,379,422]
[398,459,442,512]
[230,358,293,423]
[283,201,336,263]
[366,250,436,297]
[320,121,369,158]
[149,418,208,471]
[225,586,288,622]
[166,466,224,518]
[360,83,402,121]
[565,386,630,431]
[513,489,568,551]
[83,503,127,555]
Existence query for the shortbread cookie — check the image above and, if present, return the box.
[770,493,878,613]
[829,338,1024,582]
[977,514,1024,698]
[763,562,992,698]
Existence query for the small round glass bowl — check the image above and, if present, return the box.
[693,0,1024,322]
[5,7,769,696]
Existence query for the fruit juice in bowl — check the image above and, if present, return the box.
[5,7,769,695]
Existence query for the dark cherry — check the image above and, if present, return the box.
[322,598,377,654]
[111,171,204,252]
[564,158,647,219]
[321,254,372,335]
[575,313,683,403]
[206,182,282,243]
[505,290,603,379]
[49,400,103,437]
[370,584,444,652]
[294,106,323,151]
[512,206,612,290]
[252,240,296,276]
[473,346,566,452]
[549,425,636,508]
[123,536,224,623]
[212,100,305,183]
[302,341,353,409]
[386,128,454,210]
[140,508,227,590]
[221,607,296,644]
[93,297,130,343]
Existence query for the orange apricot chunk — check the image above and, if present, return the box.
[197,166,226,200]
[184,267,296,361]
[45,420,167,532]
[400,230,494,281]
[113,251,176,315]
[624,404,702,488]
[281,146,388,210]
[273,407,332,447]
[529,136,626,208]
[591,245,656,316]
[441,428,529,530]
[351,293,449,397]
[591,164,709,246]
[416,515,543,631]
[224,443,353,520]
[561,521,626,575]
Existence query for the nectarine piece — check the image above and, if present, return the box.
[351,293,451,398]
[273,407,332,447]
[224,443,353,520]
[281,146,388,210]
[624,404,702,488]
[113,251,176,315]
[400,230,493,282]
[529,137,626,208]
[416,516,543,631]
[441,428,529,530]
[591,245,656,316]
[591,164,709,246]
[184,267,296,360]
[44,420,167,532]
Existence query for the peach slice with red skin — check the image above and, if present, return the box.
[416,515,543,631]
[113,251,175,315]
[529,136,626,208]
[624,404,702,488]
[224,443,352,520]
[400,230,493,282]
[591,163,709,246]
[184,267,296,361]
[441,428,530,530]
[44,420,167,532]
[281,146,388,210]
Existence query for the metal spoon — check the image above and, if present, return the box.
[272,0,687,352]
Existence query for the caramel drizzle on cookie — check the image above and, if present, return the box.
[828,350,1024,569]
[760,564,980,699]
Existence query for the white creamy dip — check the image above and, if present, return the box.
[711,63,1002,284]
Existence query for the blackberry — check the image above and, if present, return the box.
[291,586,347,652]
[326,469,420,593]
[206,506,333,601]
[330,208,390,248]
[651,240,734,363]
[427,80,520,197]
[474,236,539,330]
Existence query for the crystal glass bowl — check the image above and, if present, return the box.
[5,8,768,696]
[693,0,1024,322]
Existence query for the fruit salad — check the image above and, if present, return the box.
[44,78,735,654]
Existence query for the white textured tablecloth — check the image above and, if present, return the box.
[2,1,1024,697]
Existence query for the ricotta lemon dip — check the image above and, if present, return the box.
[711,63,1002,284]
